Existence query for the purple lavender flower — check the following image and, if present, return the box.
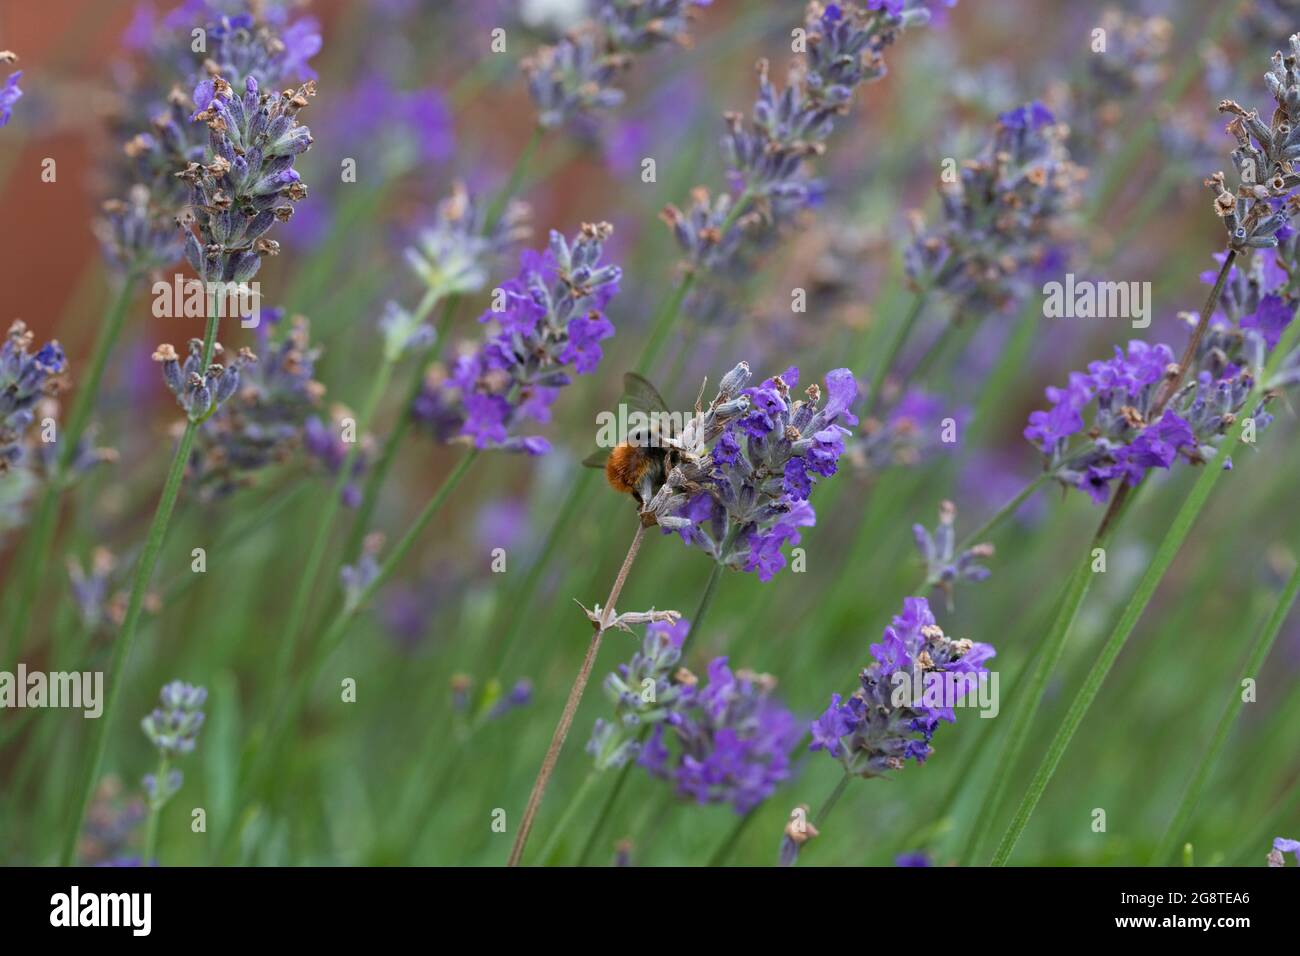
[414,223,621,454]
[188,313,326,499]
[895,851,932,866]
[1269,836,1300,866]
[524,1,710,131]
[304,407,371,507]
[0,69,22,127]
[588,618,692,770]
[487,679,534,720]
[104,4,320,273]
[1024,327,1283,502]
[141,681,207,758]
[78,776,146,866]
[1,321,67,473]
[809,597,995,775]
[913,500,993,606]
[650,365,858,581]
[598,639,800,815]
[905,101,1084,316]
[177,73,315,285]
[664,2,931,277]
[404,183,531,301]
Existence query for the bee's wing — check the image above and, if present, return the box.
[623,372,671,416]
[581,449,609,469]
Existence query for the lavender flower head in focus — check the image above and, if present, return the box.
[589,616,799,814]
[649,364,859,582]
[809,596,994,774]
[413,223,622,455]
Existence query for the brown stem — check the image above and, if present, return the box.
[507,521,648,866]
[1154,248,1236,414]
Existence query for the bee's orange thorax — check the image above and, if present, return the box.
[606,443,649,494]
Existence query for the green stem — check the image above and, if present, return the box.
[59,309,221,866]
[635,272,697,377]
[508,521,649,866]
[252,450,481,794]
[991,317,1300,865]
[864,291,927,415]
[143,754,170,864]
[273,353,399,687]
[1150,559,1300,864]
[3,276,139,661]
[344,290,453,562]
[535,770,599,865]
[573,560,725,866]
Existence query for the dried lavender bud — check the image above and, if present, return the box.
[524,28,628,130]
[0,68,22,127]
[653,364,858,581]
[913,500,993,605]
[1268,836,1300,866]
[103,5,319,272]
[189,312,325,500]
[638,657,800,813]
[904,101,1084,315]
[597,0,708,52]
[403,182,532,300]
[153,338,257,423]
[141,681,207,758]
[0,321,66,474]
[1207,36,1300,254]
[809,597,995,773]
[177,73,315,284]
[414,223,622,454]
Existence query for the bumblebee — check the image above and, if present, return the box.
[584,372,680,507]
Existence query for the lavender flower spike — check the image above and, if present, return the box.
[651,365,859,582]
[414,223,622,455]
[590,617,800,814]
[809,596,994,774]
[1,321,67,474]
[913,500,993,606]
[904,101,1084,315]
[178,73,316,285]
